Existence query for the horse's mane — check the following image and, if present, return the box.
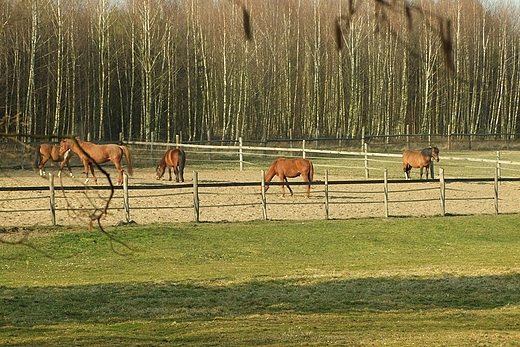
[264,159,281,182]
[157,154,167,168]
[421,147,432,156]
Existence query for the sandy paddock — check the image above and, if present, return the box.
[0,166,519,228]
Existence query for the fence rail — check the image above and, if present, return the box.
[1,169,519,227]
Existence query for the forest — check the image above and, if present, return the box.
[0,0,519,143]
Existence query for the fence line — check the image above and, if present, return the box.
[1,170,519,226]
[125,137,520,180]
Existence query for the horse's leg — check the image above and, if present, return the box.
[304,179,310,198]
[174,166,179,182]
[403,164,410,180]
[278,175,286,197]
[419,167,424,179]
[39,157,49,176]
[58,150,74,178]
[168,167,172,181]
[284,177,294,196]
[66,161,74,178]
[114,161,124,185]
[82,160,91,184]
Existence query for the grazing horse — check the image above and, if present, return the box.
[156,148,186,182]
[264,158,314,198]
[59,138,133,185]
[402,147,440,180]
[34,143,74,178]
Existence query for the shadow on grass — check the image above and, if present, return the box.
[2,273,520,327]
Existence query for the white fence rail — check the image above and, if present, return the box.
[128,136,520,180]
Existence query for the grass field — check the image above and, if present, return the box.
[2,215,520,346]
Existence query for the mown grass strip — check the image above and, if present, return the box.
[2,215,520,346]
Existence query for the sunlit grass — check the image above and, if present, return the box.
[2,215,520,346]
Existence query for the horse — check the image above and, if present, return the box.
[264,158,314,198]
[59,138,133,185]
[156,148,186,182]
[402,146,440,180]
[34,143,74,178]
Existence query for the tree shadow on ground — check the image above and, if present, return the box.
[2,273,519,328]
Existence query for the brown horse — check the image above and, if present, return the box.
[156,148,186,182]
[264,158,314,198]
[34,143,74,178]
[402,146,440,180]
[59,138,133,185]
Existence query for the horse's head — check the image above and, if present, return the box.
[431,147,440,162]
[59,139,71,155]
[156,165,165,180]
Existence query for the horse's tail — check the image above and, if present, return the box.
[308,160,314,182]
[120,145,133,176]
[179,149,186,172]
[34,145,42,169]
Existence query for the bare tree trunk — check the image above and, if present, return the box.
[24,0,38,138]
[52,0,63,136]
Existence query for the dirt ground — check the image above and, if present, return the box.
[0,166,519,228]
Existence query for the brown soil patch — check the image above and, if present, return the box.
[0,168,519,228]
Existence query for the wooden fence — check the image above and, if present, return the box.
[1,137,520,226]
[129,136,520,180]
[1,169,519,227]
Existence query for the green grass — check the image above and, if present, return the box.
[2,216,520,346]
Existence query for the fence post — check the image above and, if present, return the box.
[150,131,155,166]
[439,168,446,216]
[175,134,180,148]
[302,139,306,159]
[49,173,56,226]
[123,173,130,223]
[494,167,499,215]
[430,160,435,179]
[239,137,244,171]
[448,125,451,151]
[406,124,410,148]
[324,170,329,220]
[261,170,267,220]
[496,151,501,182]
[193,171,200,222]
[383,169,389,218]
[361,126,365,152]
[364,143,369,179]
[207,130,212,160]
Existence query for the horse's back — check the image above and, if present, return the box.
[402,149,430,168]
[166,148,185,167]
[272,158,312,177]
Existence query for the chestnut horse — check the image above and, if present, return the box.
[59,138,133,185]
[264,158,314,198]
[402,146,440,180]
[156,148,186,182]
[34,143,74,178]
